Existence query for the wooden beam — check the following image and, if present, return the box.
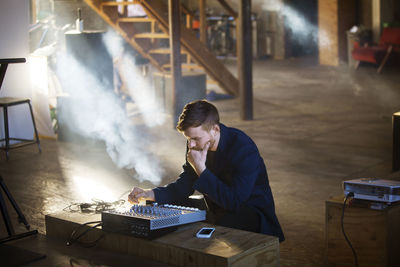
[180,4,193,29]
[151,20,156,43]
[217,0,238,18]
[169,0,182,125]
[30,0,37,24]
[199,0,207,44]
[238,0,253,120]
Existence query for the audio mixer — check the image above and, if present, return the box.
[102,203,206,239]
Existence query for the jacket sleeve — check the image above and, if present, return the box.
[192,143,260,211]
[153,162,197,204]
[153,143,197,204]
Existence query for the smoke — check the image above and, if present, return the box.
[262,1,331,49]
[282,6,317,43]
[102,31,166,126]
[281,5,331,50]
[56,31,164,185]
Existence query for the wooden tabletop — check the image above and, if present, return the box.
[46,211,279,266]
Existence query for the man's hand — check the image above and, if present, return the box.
[128,187,155,204]
[187,141,210,176]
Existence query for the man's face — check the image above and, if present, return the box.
[183,125,215,151]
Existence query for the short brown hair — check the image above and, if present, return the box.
[176,100,220,132]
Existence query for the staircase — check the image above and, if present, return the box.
[83,0,239,96]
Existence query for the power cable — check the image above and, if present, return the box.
[341,192,358,267]
[66,221,103,247]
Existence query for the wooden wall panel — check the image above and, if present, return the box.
[318,0,356,66]
[319,0,339,66]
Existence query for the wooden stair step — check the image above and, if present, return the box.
[162,63,204,70]
[149,48,188,54]
[101,1,142,6]
[206,79,218,85]
[134,32,169,38]
[118,17,155,23]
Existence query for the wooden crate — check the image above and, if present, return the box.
[46,212,279,267]
[325,196,400,267]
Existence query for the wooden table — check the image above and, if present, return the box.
[325,196,400,267]
[46,212,279,266]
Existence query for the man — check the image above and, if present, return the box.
[128,100,284,242]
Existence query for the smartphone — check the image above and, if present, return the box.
[196,227,215,238]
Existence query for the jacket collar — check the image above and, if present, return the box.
[216,123,228,155]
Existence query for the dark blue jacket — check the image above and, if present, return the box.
[153,123,284,242]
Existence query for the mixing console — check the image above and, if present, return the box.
[102,203,206,238]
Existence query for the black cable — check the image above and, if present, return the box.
[63,198,125,214]
[341,192,358,267]
[66,221,103,247]
[63,198,126,247]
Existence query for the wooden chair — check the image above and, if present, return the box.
[352,27,400,73]
[0,58,41,160]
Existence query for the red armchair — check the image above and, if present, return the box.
[352,27,400,73]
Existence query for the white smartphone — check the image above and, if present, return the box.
[196,227,215,238]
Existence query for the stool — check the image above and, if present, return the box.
[0,58,41,160]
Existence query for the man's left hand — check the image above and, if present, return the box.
[187,142,210,176]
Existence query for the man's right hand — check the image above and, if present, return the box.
[128,187,155,204]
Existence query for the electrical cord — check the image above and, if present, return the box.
[63,198,125,214]
[341,192,358,267]
[63,198,127,247]
[66,221,103,247]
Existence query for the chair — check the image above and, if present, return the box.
[0,58,41,159]
[352,27,400,73]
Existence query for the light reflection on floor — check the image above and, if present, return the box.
[70,175,117,202]
[39,142,140,218]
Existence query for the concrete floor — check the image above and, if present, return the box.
[0,57,400,266]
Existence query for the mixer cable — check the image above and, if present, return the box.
[63,199,126,214]
[66,221,103,247]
